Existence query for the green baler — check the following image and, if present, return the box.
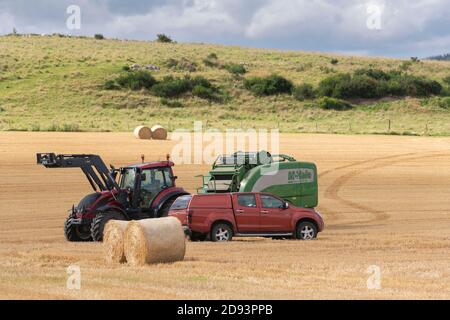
[198,151,318,208]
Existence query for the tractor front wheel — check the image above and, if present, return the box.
[64,217,92,242]
[91,211,127,242]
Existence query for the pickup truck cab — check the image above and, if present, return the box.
[169,193,324,242]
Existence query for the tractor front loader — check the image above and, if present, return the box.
[37,153,189,242]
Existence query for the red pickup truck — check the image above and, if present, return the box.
[169,193,324,242]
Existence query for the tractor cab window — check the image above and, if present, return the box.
[119,168,135,189]
[140,167,174,206]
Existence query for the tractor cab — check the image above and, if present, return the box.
[119,162,176,209]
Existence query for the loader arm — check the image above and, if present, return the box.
[36,153,120,192]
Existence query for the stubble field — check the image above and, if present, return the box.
[0,132,449,299]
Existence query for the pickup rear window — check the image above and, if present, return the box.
[170,195,192,210]
[190,194,232,208]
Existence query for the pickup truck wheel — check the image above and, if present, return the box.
[211,224,233,242]
[296,222,317,240]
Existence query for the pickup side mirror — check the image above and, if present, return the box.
[282,202,289,209]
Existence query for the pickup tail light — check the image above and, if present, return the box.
[187,209,193,223]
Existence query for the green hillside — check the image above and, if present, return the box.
[1,35,450,135]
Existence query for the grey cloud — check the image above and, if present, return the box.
[0,0,449,57]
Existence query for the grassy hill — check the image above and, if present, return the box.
[1,35,450,135]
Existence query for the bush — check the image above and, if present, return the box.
[412,77,442,96]
[191,76,213,88]
[390,75,442,97]
[318,69,442,99]
[440,86,450,97]
[244,75,293,96]
[203,53,220,67]
[192,85,218,101]
[151,75,220,100]
[151,76,192,98]
[318,97,353,110]
[438,97,450,109]
[207,53,218,60]
[354,68,391,81]
[115,71,157,90]
[330,58,339,65]
[292,83,315,101]
[317,73,351,97]
[104,79,119,90]
[156,34,173,43]
[94,34,104,40]
[225,63,246,75]
[122,65,131,72]
[337,75,388,99]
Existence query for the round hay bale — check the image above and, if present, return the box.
[124,217,185,265]
[133,126,152,139]
[103,220,130,264]
[151,125,168,140]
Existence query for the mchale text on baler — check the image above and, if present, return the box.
[36,153,189,242]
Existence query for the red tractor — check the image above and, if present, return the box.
[36,153,189,242]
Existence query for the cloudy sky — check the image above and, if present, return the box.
[0,0,449,58]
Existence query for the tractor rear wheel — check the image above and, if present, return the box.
[64,217,91,242]
[91,211,127,242]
